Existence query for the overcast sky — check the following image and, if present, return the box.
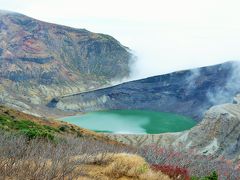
[1,0,240,79]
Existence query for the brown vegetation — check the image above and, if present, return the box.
[0,131,170,180]
[140,144,240,179]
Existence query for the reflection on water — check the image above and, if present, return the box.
[60,110,197,134]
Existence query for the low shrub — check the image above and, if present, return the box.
[59,125,69,132]
[151,164,190,180]
[191,171,218,180]
[0,115,58,140]
[139,144,240,179]
[20,128,54,140]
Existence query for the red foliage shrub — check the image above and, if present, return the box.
[140,144,240,179]
[151,164,190,180]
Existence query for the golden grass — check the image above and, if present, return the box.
[79,153,171,180]
[1,153,171,180]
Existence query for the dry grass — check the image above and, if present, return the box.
[0,131,170,180]
[80,153,171,180]
[1,153,170,180]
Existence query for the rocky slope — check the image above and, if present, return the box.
[0,10,132,115]
[49,61,240,120]
[108,94,240,161]
[173,94,240,160]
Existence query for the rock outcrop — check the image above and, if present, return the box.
[0,10,132,116]
[174,96,240,160]
[49,61,240,120]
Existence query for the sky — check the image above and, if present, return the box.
[1,0,240,79]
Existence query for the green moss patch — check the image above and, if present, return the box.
[0,115,59,140]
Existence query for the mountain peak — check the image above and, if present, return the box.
[0,10,132,116]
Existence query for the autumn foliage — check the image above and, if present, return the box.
[151,164,190,180]
[140,144,240,179]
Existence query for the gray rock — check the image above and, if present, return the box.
[49,61,240,120]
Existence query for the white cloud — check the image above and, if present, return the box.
[1,0,240,79]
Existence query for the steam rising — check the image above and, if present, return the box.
[186,62,240,106]
[207,62,240,104]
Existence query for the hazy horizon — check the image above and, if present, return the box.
[1,0,240,80]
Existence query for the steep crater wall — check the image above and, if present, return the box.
[49,62,240,120]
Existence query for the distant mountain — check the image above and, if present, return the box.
[0,10,132,114]
[49,61,240,120]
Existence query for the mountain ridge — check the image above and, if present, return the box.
[0,10,132,116]
[48,61,240,120]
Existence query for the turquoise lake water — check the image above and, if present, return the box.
[60,110,197,134]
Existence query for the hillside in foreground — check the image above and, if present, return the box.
[0,105,236,179]
[0,105,116,143]
[0,105,172,179]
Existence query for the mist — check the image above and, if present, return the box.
[184,61,240,109]
[1,0,240,80]
[206,62,240,104]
